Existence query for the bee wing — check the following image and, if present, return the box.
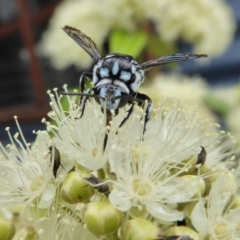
[63,26,101,61]
[140,53,207,71]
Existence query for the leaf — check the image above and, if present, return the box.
[109,29,148,58]
[146,34,177,57]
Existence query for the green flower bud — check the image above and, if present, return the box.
[0,216,15,240]
[165,226,200,240]
[83,201,123,236]
[129,205,147,218]
[61,171,95,204]
[120,218,161,240]
[227,194,240,210]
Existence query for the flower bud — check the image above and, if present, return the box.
[61,171,95,204]
[83,201,123,236]
[120,218,161,240]
[165,226,200,240]
[227,194,240,210]
[0,216,15,240]
[129,205,147,218]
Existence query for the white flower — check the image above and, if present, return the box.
[45,86,126,171]
[140,74,215,123]
[0,117,55,209]
[151,0,235,56]
[34,204,97,240]
[191,173,240,239]
[40,0,235,69]
[107,101,219,222]
[205,131,237,169]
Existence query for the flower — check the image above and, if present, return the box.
[141,75,238,168]
[44,87,237,224]
[45,86,123,171]
[191,172,240,239]
[151,0,235,55]
[105,99,231,222]
[140,74,215,122]
[1,83,240,238]
[40,0,235,69]
[0,117,55,209]
[34,204,98,240]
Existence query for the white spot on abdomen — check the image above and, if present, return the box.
[112,61,119,75]
[100,68,109,78]
[120,71,131,81]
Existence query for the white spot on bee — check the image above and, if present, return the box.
[130,71,144,91]
[93,60,103,84]
[112,61,119,75]
[120,71,131,81]
[105,54,114,58]
[131,65,136,74]
[96,79,130,94]
[100,68,109,78]
[99,88,121,110]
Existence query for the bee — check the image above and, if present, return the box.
[196,146,207,167]
[61,26,207,137]
[85,175,110,197]
[48,146,62,178]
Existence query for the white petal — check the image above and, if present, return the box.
[76,155,108,171]
[38,184,56,209]
[147,203,184,222]
[224,206,240,225]
[191,200,208,235]
[109,190,132,211]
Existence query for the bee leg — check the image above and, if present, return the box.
[117,103,134,133]
[134,92,152,134]
[78,71,93,117]
[79,88,92,118]
[79,71,92,93]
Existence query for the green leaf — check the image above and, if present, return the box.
[204,94,230,117]
[109,29,148,58]
[146,34,176,57]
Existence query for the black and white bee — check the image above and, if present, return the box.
[62,26,207,134]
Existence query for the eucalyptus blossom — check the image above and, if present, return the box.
[0,88,239,239]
